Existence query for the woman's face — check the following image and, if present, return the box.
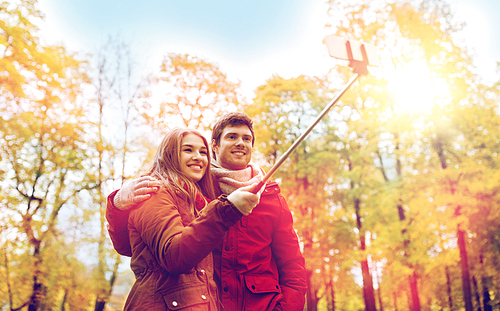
[179,133,209,182]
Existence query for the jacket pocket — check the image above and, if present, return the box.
[243,275,282,310]
[162,285,210,310]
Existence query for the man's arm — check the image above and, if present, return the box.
[106,190,133,256]
[271,193,307,311]
[105,176,161,257]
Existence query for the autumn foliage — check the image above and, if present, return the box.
[1,0,500,310]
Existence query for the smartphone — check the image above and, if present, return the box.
[325,36,380,67]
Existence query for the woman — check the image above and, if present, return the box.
[123,128,259,310]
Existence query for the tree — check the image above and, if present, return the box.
[86,37,153,311]
[329,68,387,311]
[324,0,492,310]
[141,53,241,135]
[0,1,98,310]
[88,37,121,311]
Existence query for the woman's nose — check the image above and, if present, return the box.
[192,151,204,160]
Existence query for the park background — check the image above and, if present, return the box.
[1,0,500,310]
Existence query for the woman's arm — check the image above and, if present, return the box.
[131,189,244,274]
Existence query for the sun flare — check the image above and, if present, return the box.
[387,59,449,113]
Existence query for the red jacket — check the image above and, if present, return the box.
[106,181,306,311]
[107,188,243,310]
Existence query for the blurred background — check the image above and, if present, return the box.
[1,0,499,310]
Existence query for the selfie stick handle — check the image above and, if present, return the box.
[252,73,360,194]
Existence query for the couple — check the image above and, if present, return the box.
[106,112,306,310]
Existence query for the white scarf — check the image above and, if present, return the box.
[210,158,265,194]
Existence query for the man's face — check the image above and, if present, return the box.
[212,125,253,170]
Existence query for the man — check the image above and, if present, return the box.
[106,112,307,310]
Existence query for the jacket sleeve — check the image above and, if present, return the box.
[271,193,307,311]
[131,189,243,274]
[106,190,133,257]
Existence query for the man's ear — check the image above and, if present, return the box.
[211,139,218,156]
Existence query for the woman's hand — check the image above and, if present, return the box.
[227,183,261,216]
[114,176,161,210]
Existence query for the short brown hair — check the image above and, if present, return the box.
[211,112,255,157]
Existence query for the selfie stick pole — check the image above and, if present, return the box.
[251,37,376,194]
[251,73,361,194]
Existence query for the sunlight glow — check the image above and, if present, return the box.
[387,59,449,113]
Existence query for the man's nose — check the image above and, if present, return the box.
[235,137,244,146]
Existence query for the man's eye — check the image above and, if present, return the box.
[244,137,251,141]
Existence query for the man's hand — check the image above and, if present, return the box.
[227,183,261,216]
[114,176,161,210]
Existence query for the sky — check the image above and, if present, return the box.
[30,0,500,278]
[36,0,500,97]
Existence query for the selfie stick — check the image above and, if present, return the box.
[251,36,379,194]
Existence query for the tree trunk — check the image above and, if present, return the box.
[306,268,318,311]
[61,290,68,311]
[349,154,376,311]
[405,289,413,311]
[446,266,453,309]
[329,280,335,311]
[472,276,482,311]
[393,290,398,311]
[435,134,473,311]
[479,253,492,311]
[377,287,384,311]
[354,197,377,311]
[325,272,335,311]
[394,137,421,311]
[409,272,421,311]
[94,300,106,311]
[361,259,377,311]
[481,277,492,311]
[28,246,43,311]
[397,201,420,311]
[457,227,473,311]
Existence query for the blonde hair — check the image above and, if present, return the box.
[145,128,215,210]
